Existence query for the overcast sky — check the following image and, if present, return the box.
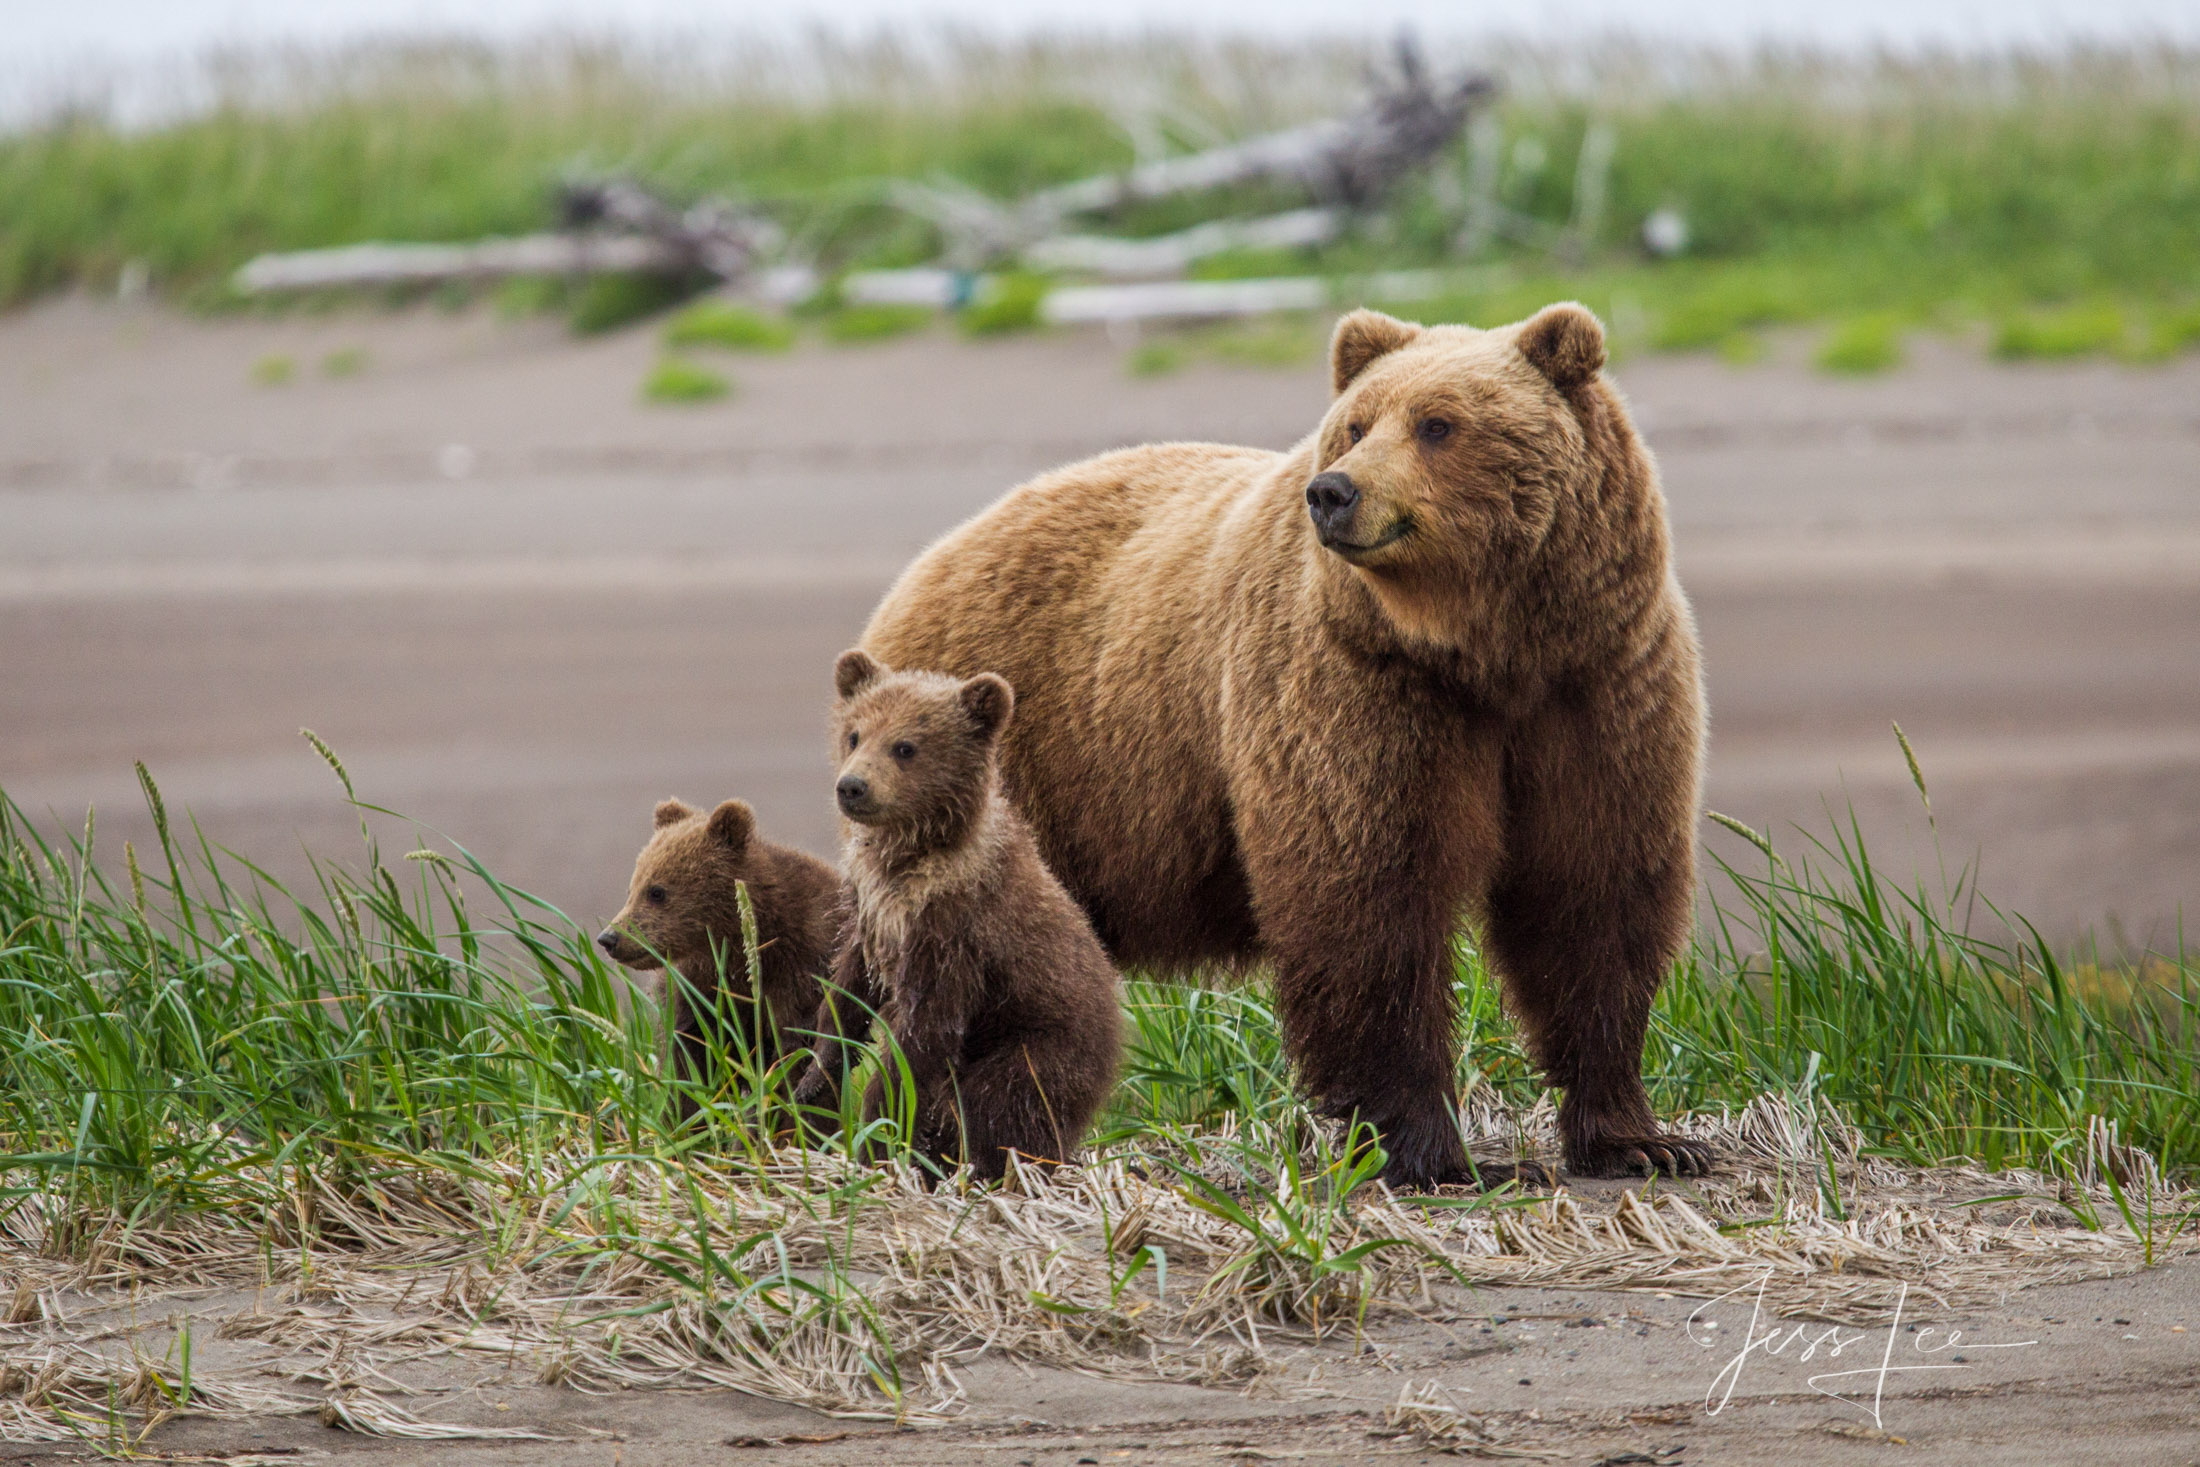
[8,0,2196,127]
[14,0,2200,65]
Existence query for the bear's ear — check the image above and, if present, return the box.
[706,799,755,852]
[959,673,1014,741]
[834,648,885,701]
[653,798,697,829]
[1518,302,1606,391]
[1329,309,1422,393]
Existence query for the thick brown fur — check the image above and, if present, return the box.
[860,303,1712,1186]
[599,798,842,1101]
[793,651,1124,1182]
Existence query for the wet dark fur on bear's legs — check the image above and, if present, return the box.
[793,650,1123,1182]
[861,303,1716,1187]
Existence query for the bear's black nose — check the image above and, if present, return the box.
[1305,471,1360,537]
[836,774,871,812]
[595,928,621,954]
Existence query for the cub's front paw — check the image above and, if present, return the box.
[790,1064,840,1112]
[1566,1134,1717,1178]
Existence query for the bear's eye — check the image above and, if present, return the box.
[846,730,859,750]
[1346,423,1364,445]
[891,740,918,762]
[644,884,669,906]
[1417,417,1452,444]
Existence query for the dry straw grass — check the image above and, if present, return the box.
[1,1091,2189,1447]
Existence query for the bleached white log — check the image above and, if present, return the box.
[841,268,966,308]
[1040,270,1446,326]
[231,234,682,293]
[1022,208,1342,278]
[1030,119,1357,218]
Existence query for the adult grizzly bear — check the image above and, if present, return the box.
[863,303,1711,1187]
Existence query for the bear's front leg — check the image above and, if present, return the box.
[792,940,879,1114]
[1236,708,1537,1191]
[1484,662,1716,1180]
[1247,849,1516,1188]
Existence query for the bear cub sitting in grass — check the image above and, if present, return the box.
[793,650,1122,1181]
[599,798,841,1101]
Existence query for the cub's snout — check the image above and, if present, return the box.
[835,773,876,820]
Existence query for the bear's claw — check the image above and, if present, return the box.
[1466,1158,1558,1190]
[1567,1134,1717,1179]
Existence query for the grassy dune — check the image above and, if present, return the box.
[4,39,2198,362]
[0,750,2193,1432]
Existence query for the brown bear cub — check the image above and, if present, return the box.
[599,799,842,1096]
[792,650,1123,1181]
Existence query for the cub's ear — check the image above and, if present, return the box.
[653,798,697,829]
[1329,308,1422,393]
[959,673,1014,740]
[834,648,885,700]
[706,799,755,851]
[1518,302,1606,391]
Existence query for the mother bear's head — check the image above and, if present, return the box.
[1302,302,1658,658]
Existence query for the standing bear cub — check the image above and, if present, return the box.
[792,650,1123,1181]
[599,798,842,1096]
[862,302,1712,1187]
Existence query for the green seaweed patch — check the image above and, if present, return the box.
[961,273,1048,337]
[663,300,797,353]
[642,356,732,403]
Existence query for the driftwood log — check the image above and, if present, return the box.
[231,179,781,296]
[897,38,1495,269]
[229,41,1493,301]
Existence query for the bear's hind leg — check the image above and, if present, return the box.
[930,1041,1098,1182]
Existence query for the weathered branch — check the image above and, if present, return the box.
[231,234,682,293]
[1022,208,1342,279]
[232,178,781,296]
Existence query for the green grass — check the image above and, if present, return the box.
[1992,301,2128,359]
[661,299,796,352]
[821,303,933,343]
[959,271,1048,336]
[2,744,2190,1229]
[1815,312,1908,374]
[319,345,369,377]
[4,41,2198,363]
[641,356,730,402]
[1118,317,1323,377]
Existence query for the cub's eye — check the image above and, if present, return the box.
[891,740,918,761]
[1418,417,1452,443]
[846,730,859,750]
[644,885,669,906]
[1347,423,1365,444]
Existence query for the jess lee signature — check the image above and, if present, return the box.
[1690,1272,2037,1428]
